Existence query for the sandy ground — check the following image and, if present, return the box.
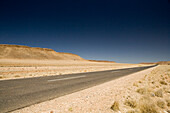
[0,59,150,80]
[12,65,169,113]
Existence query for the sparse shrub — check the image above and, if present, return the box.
[151,81,155,84]
[68,107,73,112]
[136,88,147,94]
[133,82,138,87]
[156,85,159,88]
[15,75,20,77]
[124,99,137,108]
[139,81,142,83]
[138,96,158,113]
[161,77,165,80]
[166,99,170,107]
[160,80,167,85]
[157,99,165,108]
[0,75,4,79]
[111,101,119,111]
[155,89,163,97]
[165,90,170,93]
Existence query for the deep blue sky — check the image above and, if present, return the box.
[0,0,170,63]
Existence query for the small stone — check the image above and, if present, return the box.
[167,109,170,113]
[150,92,155,97]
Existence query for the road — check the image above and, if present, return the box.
[0,65,156,113]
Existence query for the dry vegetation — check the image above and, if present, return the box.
[110,65,170,113]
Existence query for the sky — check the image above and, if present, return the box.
[0,0,170,63]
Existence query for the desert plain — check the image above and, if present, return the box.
[0,59,150,80]
[0,44,169,113]
[0,44,150,80]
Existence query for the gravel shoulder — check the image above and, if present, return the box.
[12,65,161,113]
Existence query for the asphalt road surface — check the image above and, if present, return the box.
[0,65,156,113]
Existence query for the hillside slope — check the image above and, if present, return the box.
[0,44,85,61]
[156,61,170,65]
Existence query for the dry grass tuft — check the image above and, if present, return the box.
[111,101,120,111]
[166,99,170,107]
[151,81,155,84]
[159,80,167,85]
[154,89,163,97]
[138,96,158,113]
[136,88,147,94]
[133,82,139,87]
[161,77,165,80]
[124,99,137,108]
[68,107,73,112]
[156,85,159,88]
[138,81,142,83]
[144,75,147,78]
[0,75,4,79]
[157,99,165,109]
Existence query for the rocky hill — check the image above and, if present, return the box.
[139,62,155,64]
[0,44,85,61]
[156,61,170,65]
[140,61,170,65]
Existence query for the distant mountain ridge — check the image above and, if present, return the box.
[139,62,155,64]
[140,61,170,65]
[88,60,115,63]
[0,44,85,61]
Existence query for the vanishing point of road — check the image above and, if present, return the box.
[0,65,156,113]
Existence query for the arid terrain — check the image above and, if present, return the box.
[0,60,148,80]
[0,44,169,113]
[12,65,170,113]
[0,44,150,80]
